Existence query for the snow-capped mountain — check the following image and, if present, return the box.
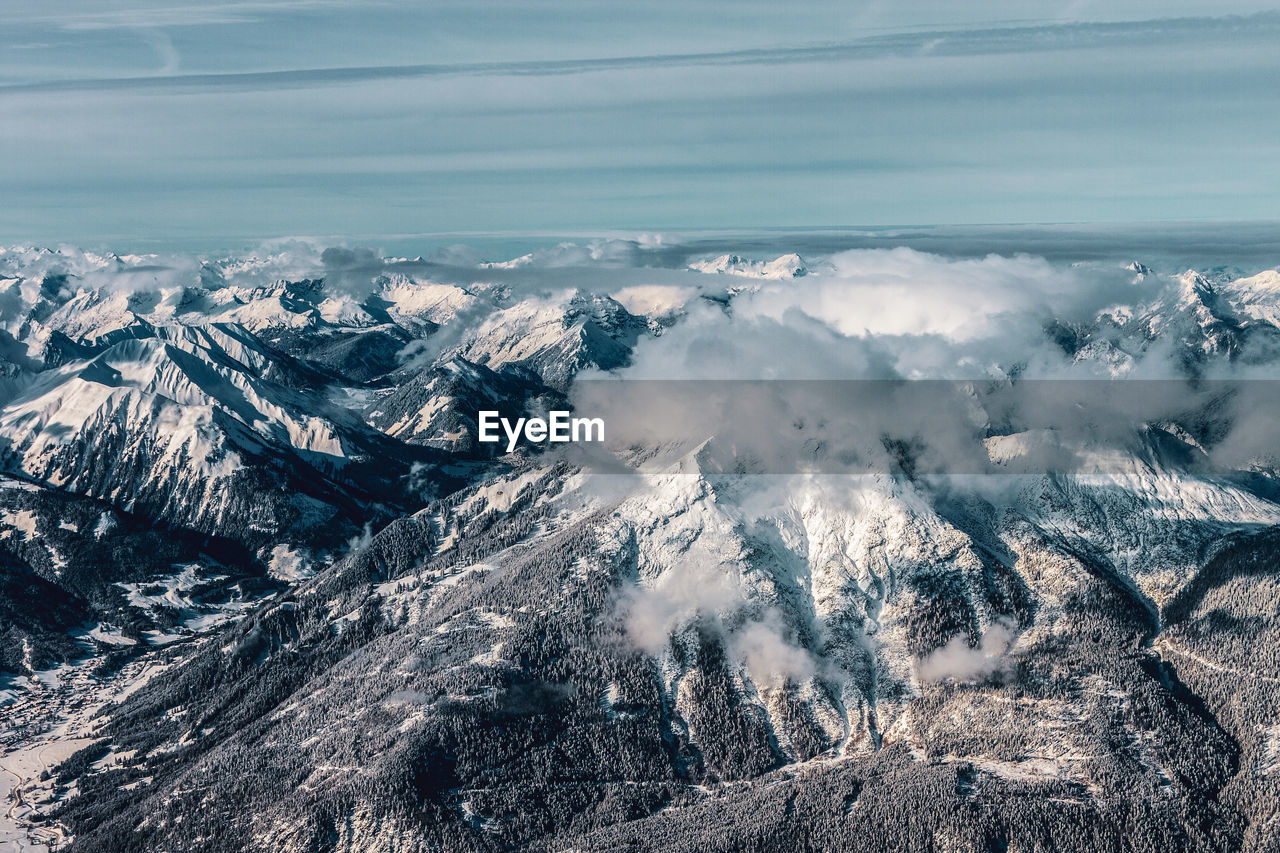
[689,253,809,280]
[0,330,426,546]
[365,357,560,451]
[454,290,655,388]
[3,242,1280,853]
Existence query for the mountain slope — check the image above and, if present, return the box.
[45,440,1277,852]
[3,246,1280,852]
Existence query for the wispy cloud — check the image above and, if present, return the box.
[2,12,1276,95]
[9,0,375,31]
[135,27,180,75]
[2,2,1278,245]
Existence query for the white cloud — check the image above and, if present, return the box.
[621,550,743,655]
[729,611,817,687]
[916,621,1017,683]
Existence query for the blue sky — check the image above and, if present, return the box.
[2,1,1279,249]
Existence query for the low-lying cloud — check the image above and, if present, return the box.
[729,611,817,687]
[916,622,1017,683]
[621,552,743,656]
[619,546,817,687]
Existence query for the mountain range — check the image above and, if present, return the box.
[2,240,1280,852]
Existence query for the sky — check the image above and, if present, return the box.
[2,1,1279,249]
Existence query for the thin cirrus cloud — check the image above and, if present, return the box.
[2,12,1277,94]
[0,1,1278,249]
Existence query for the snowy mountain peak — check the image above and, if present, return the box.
[689,253,809,280]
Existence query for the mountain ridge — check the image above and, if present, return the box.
[1,243,1279,851]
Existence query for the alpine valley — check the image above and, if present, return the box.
[2,238,1280,852]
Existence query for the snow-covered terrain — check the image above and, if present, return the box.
[3,239,1280,852]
